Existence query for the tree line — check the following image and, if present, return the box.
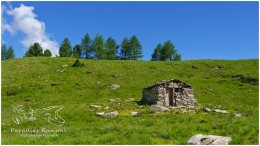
[1,33,181,61]
[58,34,143,60]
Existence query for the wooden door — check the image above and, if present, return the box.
[168,88,174,106]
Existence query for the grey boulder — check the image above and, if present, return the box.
[214,109,229,114]
[130,111,139,116]
[150,104,170,113]
[203,107,212,112]
[90,105,103,109]
[188,134,232,145]
[108,84,120,89]
[96,112,105,116]
[235,113,242,118]
[103,111,118,118]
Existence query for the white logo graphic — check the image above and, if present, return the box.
[12,105,65,126]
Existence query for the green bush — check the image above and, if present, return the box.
[72,58,84,67]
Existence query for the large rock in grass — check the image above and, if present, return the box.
[188,134,232,145]
[90,105,103,109]
[150,104,170,113]
[214,109,229,114]
[103,111,118,118]
[130,111,139,116]
[107,84,120,89]
[96,112,105,116]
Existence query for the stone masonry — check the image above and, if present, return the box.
[141,79,197,107]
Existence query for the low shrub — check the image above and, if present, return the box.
[72,58,84,67]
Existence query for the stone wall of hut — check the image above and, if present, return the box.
[142,80,197,107]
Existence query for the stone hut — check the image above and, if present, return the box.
[141,79,197,107]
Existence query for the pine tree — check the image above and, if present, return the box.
[43,49,52,57]
[1,44,7,60]
[73,44,82,58]
[105,37,118,60]
[129,35,143,60]
[81,34,92,59]
[151,41,181,61]
[25,43,43,57]
[6,46,15,59]
[93,34,105,59]
[59,38,72,57]
[160,41,176,61]
[120,37,131,60]
[151,43,162,61]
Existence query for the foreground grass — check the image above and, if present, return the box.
[1,57,259,144]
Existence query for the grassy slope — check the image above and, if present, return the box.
[1,57,259,144]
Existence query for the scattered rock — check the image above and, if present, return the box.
[104,106,110,109]
[103,111,118,118]
[116,103,122,106]
[129,98,135,101]
[108,99,115,102]
[108,99,116,102]
[214,109,229,114]
[188,134,232,145]
[96,112,105,116]
[213,66,223,70]
[90,105,103,109]
[130,111,138,116]
[150,104,170,113]
[235,113,242,118]
[107,84,120,89]
[203,107,212,112]
[28,116,36,121]
[96,81,100,84]
[62,64,68,68]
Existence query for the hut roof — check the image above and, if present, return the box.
[144,79,192,89]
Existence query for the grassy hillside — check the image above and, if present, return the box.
[1,57,259,144]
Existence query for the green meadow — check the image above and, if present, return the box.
[1,57,259,144]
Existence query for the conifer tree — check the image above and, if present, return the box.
[59,38,72,57]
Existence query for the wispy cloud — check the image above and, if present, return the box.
[2,4,59,56]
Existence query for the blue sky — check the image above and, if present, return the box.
[1,1,259,60]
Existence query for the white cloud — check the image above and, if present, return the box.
[2,4,59,56]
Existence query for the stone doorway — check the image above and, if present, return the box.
[167,87,176,106]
